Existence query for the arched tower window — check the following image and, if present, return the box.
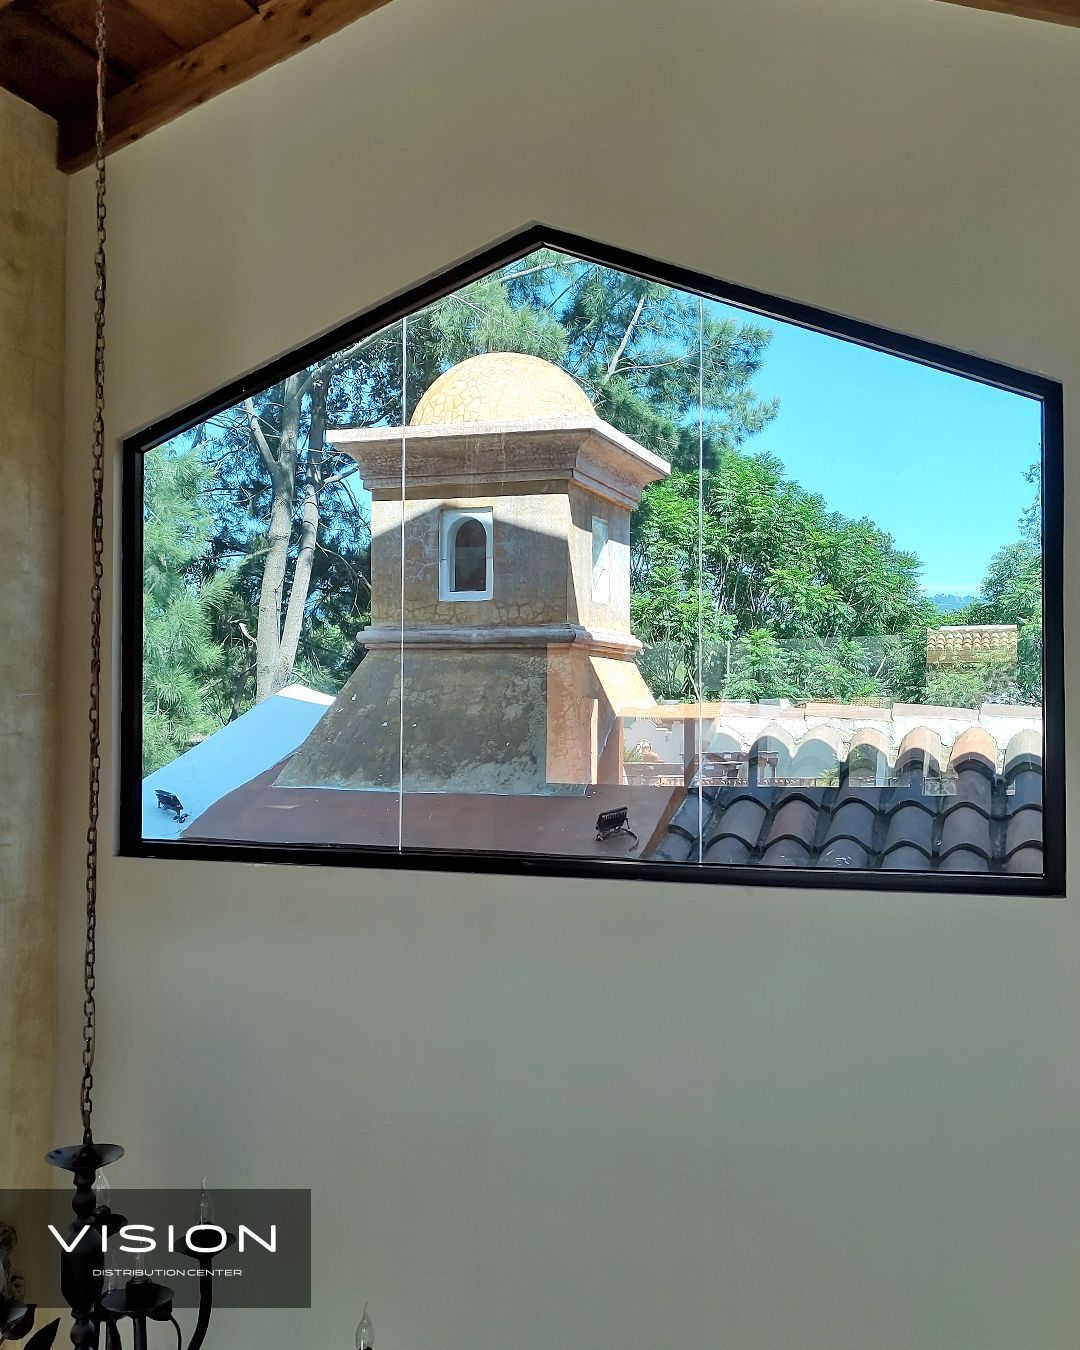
[439,508,493,601]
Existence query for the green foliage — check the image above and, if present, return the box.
[924,656,1025,710]
[156,249,778,736]
[632,460,937,701]
[142,448,233,772]
[950,465,1043,704]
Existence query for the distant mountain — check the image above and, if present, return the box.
[928,592,976,614]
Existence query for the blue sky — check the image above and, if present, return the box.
[709,299,1042,597]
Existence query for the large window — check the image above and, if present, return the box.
[124,227,1064,893]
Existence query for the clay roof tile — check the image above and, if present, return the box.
[940,803,992,860]
[949,727,998,770]
[765,796,821,850]
[823,798,877,845]
[1005,845,1043,875]
[760,837,813,867]
[1005,807,1043,858]
[1005,728,1043,774]
[940,846,992,873]
[883,800,935,855]
[880,843,933,871]
[704,835,755,864]
[650,830,695,863]
[817,837,872,869]
[704,796,768,851]
[948,761,994,812]
[1006,767,1043,811]
[895,727,945,776]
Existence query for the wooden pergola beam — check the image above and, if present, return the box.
[935,0,1080,27]
[58,0,395,172]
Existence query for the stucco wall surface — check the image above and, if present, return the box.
[0,87,64,1188]
[57,1,1080,1347]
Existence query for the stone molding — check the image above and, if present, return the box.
[327,417,670,509]
[359,623,643,658]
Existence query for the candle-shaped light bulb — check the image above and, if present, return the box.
[128,1238,147,1280]
[355,1303,373,1350]
[198,1178,215,1225]
[92,1169,111,1211]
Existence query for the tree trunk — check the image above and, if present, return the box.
[256,484,295,700]
[250,373,302,701]
[275,373,328,689]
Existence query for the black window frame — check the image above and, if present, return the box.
[120,223,1066,895]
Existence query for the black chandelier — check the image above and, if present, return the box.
[0,3,374,1346]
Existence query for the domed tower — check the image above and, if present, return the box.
[278,352,670,796]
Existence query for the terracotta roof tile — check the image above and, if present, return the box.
[823,798,877,845]
[1005,807,1043,857]
[817,836,873,869]
[950,727,998,769]
[940,803,993,861]
[939,846,992,873]
[1005,845,1043,875]
[1006,767,1043,810]
[703,795,768,851]
[761,837,813,867]
[649,830,695,863]
[668,795,704,837]
[880,844,934,871]
[896,727,945,775]
[1005,728,1043,773]
[704,835,755,864]
[765,795,821,850]
[654,730,1044,877]
[884,801,935,856]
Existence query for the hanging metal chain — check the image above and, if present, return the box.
[81,0,108,1144]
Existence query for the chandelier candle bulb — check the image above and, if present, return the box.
[198,1182,214,1227]
[355,1303,373,1350]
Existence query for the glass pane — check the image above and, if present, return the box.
[395,252,705,864]
[135,236,1050,887]
[678,310,1046,878]
[140,319,405,849]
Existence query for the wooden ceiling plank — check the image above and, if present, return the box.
[37,0,183,80]
[122,0,267,50]
[58,0,396,171]
[935,0,1080,26]
[0,4,128,119]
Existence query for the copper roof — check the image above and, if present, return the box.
[649,727,1043,875]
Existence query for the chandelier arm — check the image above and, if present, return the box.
[184,1269,214,1350]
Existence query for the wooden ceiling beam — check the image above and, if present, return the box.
[58,0,396,172]
[935,0,1080,27]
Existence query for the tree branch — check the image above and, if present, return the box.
[606,292,647,379]
[243,398,280,484]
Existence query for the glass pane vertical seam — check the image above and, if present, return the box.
[697,296,705,867]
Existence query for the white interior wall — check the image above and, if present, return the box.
[57,0,1080,1346]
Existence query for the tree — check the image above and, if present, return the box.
[951,463,1042,704]
[142,445,233,772]
[632,459,938,701]
[191,248,780,707]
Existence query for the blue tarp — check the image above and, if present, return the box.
[142,684,333,840]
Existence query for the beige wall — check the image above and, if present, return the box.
[372,490,573,626]
[0,88,64,1189]
[56,1,1080,1347]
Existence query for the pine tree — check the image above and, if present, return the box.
[142,444,234,771]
